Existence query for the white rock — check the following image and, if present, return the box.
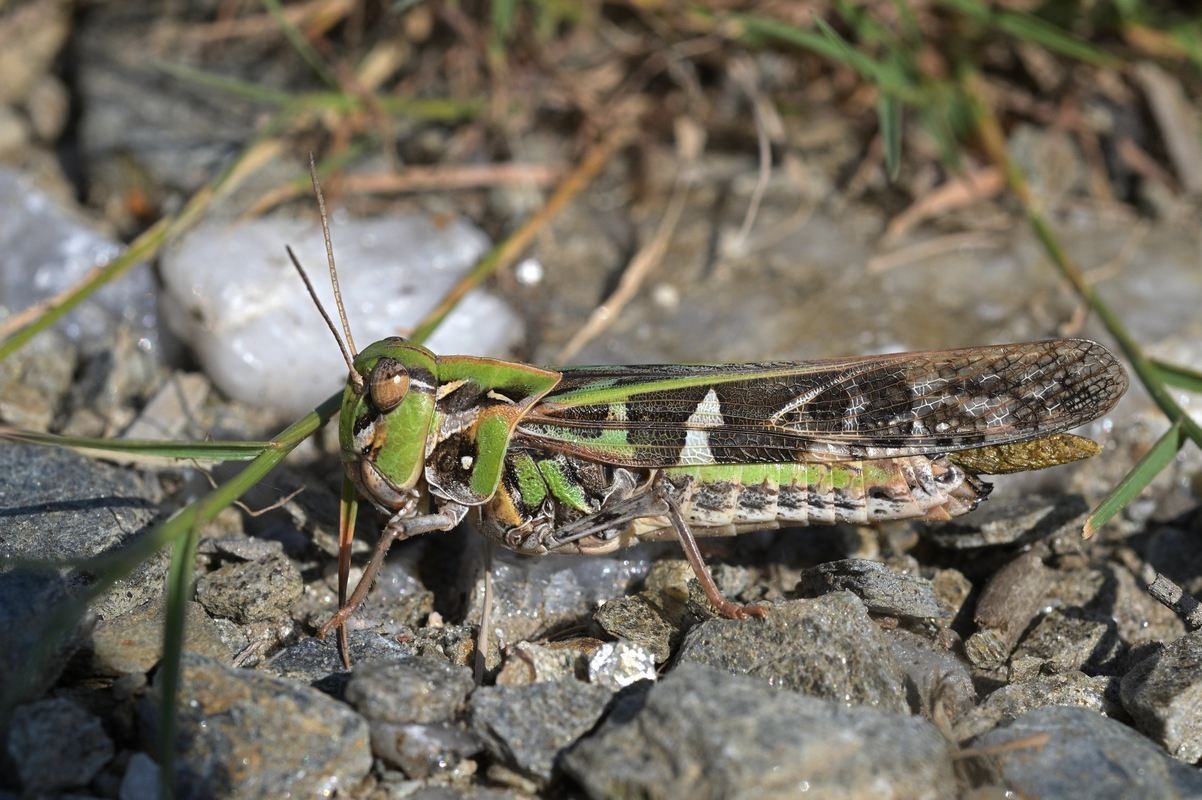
[588,640,657,690]
[161,212,522,417]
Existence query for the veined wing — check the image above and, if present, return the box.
[515,338,1127,467]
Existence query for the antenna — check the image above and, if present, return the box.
[286,245,364,392]
[308,154,359,357]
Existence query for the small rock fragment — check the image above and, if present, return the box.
[495,641,581,686]
[676,593,909,712]
[1009,608,1123,680]
[955,671,1119,741]
[90,599,230,675]
[369,721,481,778]
[923,493,1088,549]
[795,558,949,620]
[118,752,160,800]
[262,631,417,695]
[0,569,79,706]
[564,663,955,799]
[345,657,475,725]
[594,593,681,663]
[972,706,1202,798]
[6,697,115,793]
[965,552,1054,668]
[1121,630,1202,762]
[195,551,303,623]
[885,629,975,721]
[150,654,372,799]
[588,640,657,690]
[469,679,613,783]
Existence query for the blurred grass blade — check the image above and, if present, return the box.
[158,519,201,800]
[1084,421,1184,538]
[729,13,921,104]
[1152,358,1202,393]
[937,0,1117,66]
[0,427,274,463]
[262,0,339,88]
[880,94,903,180]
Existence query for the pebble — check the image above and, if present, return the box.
[262,631,417,696]
[885,629,976,721]
[118,752,160,800]
[345,656,475,725]
[495,641,581,686]
[971,706,1202,798]
[469,679,614,784]
[459,543,652,661]
[675,593,909,712]
[0,443,165,620]
[955,671,1120,741]
[195,550,303,623]
[1121,630,1202,762]
[5,697,115,793]
[369,721,482,778]
[795,558,949,620]
[922,493,1089,549]
[563,662,955,799]
[150,653,372,799]
[593,593,682,663]
[1008,608,1123,680]
[0,568,79,707]
[964,552,1054,669]
[0,325,76,430]
[587,640,657,690]
[159,213,519,417]
[89,599,230,675]
[0,167,159,351]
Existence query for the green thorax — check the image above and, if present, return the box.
[339,337,561,508]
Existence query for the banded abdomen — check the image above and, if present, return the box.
[480,448,989,554]
[653,456,988,536]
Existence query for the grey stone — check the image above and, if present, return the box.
[0,568,80,707]
[495,641,582,686]
[923,493,1088,549]
[965,553,1054,668]
[345,656,475,725]
[195,551,303,623]
[261,631,417,696]
[150,654,371,800]
[955,671,1119,741]
[594,593,681,663]
[563,662,955,800]
[469,679,613,783]
[587,640,657,690]
[0,168,159,350]
[0,444,165,619]
[1121,630,1202,762]
[90,599,230,675]
[6,697,115,793]
[1009,609,1123,679]
[459,540,652,660]
[118,752,160,800]
[885,629,975,721]
[369,721,482,778]
[795,559,948,620]
[0,325,76,430]
[972,706,1202,798]
[675,593,909,712]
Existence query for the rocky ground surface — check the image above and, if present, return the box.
[2,3,1202,799]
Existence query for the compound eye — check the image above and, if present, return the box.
[369,357,410,412]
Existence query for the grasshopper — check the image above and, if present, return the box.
[289,183,1128,662]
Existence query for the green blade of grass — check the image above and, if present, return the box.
[880,93,903,180]
[261,0,340,89]
[1152,358,1202,394]
[937,0,1118,67]
[158,518,201,798]
[727,13,923,105]
[1084,421,1184,538]
[0,427,274,463]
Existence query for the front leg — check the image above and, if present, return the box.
[319,502,468,646]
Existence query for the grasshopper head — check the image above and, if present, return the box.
[339,337,438,510]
